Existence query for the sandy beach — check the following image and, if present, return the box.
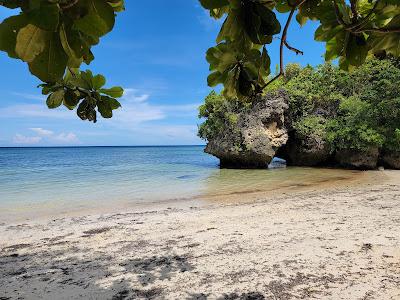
[1,170,399,300]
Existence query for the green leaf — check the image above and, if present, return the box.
[16,24,49,62]
[207,72,223,87]
[97,100,112,118]
[29,32,68,82]
[108,0,125,12]
[28,2,60,31]
[0,15,28,58]
[80,70,94,89]
[101,95,121,110]
[99,86,124,98]
[0,0,25,9]
[108,97,121,109]
[74,0,115,38]
[46,89,65,109]
[345,34,368,67]
[296,13,308,26]
[199,0,229,9]
[59,24,82,68]
[63,89,80,110]
[92,74,106,90]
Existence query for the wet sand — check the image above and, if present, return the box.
[0,170,399,299]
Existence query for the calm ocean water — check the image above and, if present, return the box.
[0,146,362,220]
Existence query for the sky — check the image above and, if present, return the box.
[0,1,325,147]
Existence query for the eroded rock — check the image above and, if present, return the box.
[278,131,331,167]
[335,147,379,170]
[382,151,400,169]
[205,91,289,168]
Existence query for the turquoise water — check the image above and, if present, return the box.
[0,146,363,220]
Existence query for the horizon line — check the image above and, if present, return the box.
[0,145,207,149]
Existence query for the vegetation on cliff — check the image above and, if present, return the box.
[199,57,400,168]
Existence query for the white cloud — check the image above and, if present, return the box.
[0,104,73,119]
[12,128,80,145]
[13,134,42,145]
[12,92,44,101]
[52,133,79,144]
[30,127,54,136]
[123,88,150,103]
[107,88,200,128]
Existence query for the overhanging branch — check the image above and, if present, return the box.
[259,0,307,91]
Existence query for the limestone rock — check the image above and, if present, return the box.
[205,91,289,168]
[278,131,331,167]
[382,151,400,169]
[335,147,379,170]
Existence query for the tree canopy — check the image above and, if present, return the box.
[0,0,399,121]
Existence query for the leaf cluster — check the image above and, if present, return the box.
[40,69,123,123]
[0,0,124,121]
[198,91,245,140]
[200,0,400,101]
[279,57,400,152]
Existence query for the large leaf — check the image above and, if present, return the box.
[92,74,106,90]
[46,89,65,109]
[59,24,82,68]
[29,33,68,82]
[99,87,124,98]
[0,15,28,58]
[74,0,115,38]
[28,2,60,31]
[97,100,112,118]
[16,24,49,62]
[345,34,368,67]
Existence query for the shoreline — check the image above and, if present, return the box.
[1,170,399,299]
[0,168,386,225]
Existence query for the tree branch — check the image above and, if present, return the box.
[355,27,400,33]
[259,0,307,91]
[284,41,304,55]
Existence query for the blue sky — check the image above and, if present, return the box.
[0,1,325,146]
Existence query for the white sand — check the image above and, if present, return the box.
[0,170,399,300]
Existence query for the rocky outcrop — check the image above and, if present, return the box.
[277,131,331,167]
[205,91,288,168]
[203,91,395,170]
[382,151,400,169]
[335,148,380,170]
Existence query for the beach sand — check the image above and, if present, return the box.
[0,170,399,299]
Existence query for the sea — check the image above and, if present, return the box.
[0,146,365,221]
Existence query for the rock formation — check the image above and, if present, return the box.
[277,131,331,167]
[205,91,289,168]
[335,148,380,170]
[382,151,400,169]
[204,91,399,170]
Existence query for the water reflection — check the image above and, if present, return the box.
[199,166,363,200]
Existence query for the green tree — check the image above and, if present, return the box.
[0,0,124,122]
[201,0,400,100]
[199,57,400,156]
[1,0,400,121]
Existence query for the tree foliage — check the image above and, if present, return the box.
[0,0,124,122]
[201,0,400,101]
[0,0,400,122]
[273,57,400,152]
[199,57,400,155]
